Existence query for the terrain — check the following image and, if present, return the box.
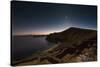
[12,27,97,66]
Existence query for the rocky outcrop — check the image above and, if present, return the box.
[46,27,97,45]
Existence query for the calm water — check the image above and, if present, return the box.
[12,36,54,61]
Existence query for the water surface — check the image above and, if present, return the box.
[12,36,54,61]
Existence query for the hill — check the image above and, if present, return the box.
[46,27,96,45]
[12,27,97,66]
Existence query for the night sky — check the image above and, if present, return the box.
[11,1,97,35]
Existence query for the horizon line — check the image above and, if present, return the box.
[12,27,97,36]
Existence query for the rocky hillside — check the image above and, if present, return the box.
[12,27,97,66]
[46,27,96,44]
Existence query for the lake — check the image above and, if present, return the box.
[11,36,54,61]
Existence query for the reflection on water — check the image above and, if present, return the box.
[12,36,54,61]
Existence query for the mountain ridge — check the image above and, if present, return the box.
[46,27,97,44]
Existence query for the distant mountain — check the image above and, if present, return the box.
[12,27,97,66]
[13,35,47,37]
[33,35,47,37]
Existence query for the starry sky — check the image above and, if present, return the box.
[11,1,97,35]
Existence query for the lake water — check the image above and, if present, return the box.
[12,36,54,61]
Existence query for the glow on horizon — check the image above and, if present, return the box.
[13,29,64,35]
[13,26,97,36]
